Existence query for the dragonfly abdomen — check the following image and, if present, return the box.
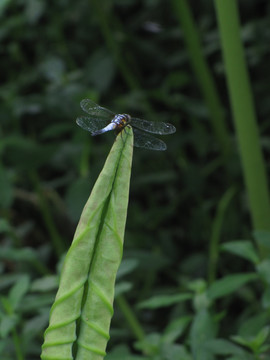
[91,122,116,136]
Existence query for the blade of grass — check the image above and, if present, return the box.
[214,1,270,248]
[171,0,231,161]
[41,128,133,360]
[208,186,237,284]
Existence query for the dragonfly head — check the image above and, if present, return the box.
[122,114,131,123]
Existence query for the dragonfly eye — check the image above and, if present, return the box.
[122,114,131,122]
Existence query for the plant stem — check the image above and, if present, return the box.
[171,0,231,161]
[208,186,237,284]
[12,329,24,360]
[116,295,145,341]
[214,0,270,244]
[30,172,65,257]
[91,0,140,91]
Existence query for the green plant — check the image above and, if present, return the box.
[214,0,270,243]
[41,128,133,359]
[1,1,270,359]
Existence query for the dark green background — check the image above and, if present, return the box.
[1,1,270,359]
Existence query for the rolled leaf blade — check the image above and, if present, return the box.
[41,128,133,360]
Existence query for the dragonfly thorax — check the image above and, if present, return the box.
[112,114,131,133]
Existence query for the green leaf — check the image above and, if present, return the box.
[238,312,270,337]
[221,240,259,264]
[0,313,19,338]
[9,275,30,310]
[162,316,192,344]
[134,333,161,355]
[252,326,270,350]
[204,338,246,356]
[41,128,133,360]
[116,258,138,279]
[231,327,270,353]
[257,260,270,284]
[0,219,11,234]
[160,343,192,360]
[0,247,38,262]
[31,276,59,292]
[193,291,211,311]
[0,0,11,17]
[187,279,206,293]
[114,281,132,297]
[253,231,270,251]
[106,344,148,360]
[23,313,51,341]
[208,273,258,300]
[231,335,255,348]
[137,293,192,309]
[20,294,55,312]
[214,0,270,241]
[190,309,217,360]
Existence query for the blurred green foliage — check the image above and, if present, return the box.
[1,0,270,359]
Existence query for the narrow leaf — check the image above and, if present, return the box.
[163,316,192,344]
[190,309,217,360]
[208,273,258,300]
[214,0,270,240]
[137,293,192,309]
[204,338,246,356]
[9,275,30,310]
[221,240,259,264]
[256,260,270,284]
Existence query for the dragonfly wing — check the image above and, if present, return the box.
[76,116,108,133]
[80,99,115,119]
[133,128,167,151]
[131,117,176,135]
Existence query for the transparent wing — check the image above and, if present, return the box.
[76,116,108,133]
[80,99,115,120]
[133,128,167,151]
[131,117,176,135]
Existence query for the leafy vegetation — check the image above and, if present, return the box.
[1,0,270,359]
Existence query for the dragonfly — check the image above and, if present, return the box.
[76,99,176,151]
